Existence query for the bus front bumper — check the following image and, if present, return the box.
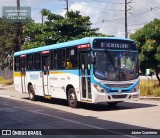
[92,90,140,103]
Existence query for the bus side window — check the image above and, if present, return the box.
[56,49,65,70]
[34,53,41,70]
[50,50,54,70]
[53,50,57,69]
[66,47,77,69]
[27,54,33,70]
[14,56,20,71]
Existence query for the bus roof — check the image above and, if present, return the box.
[14,37,134,56]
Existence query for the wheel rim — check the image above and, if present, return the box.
[69,93,76,104]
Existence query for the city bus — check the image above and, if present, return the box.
[13,37,140,108]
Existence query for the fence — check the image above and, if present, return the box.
[0,68,13,79]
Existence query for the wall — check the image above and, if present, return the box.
[0,68,13,79]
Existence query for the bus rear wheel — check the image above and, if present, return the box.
[28,85,37,101]
[67,88,79,108]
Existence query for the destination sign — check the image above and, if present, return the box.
[2,6,31,22]
[93,39,137,51]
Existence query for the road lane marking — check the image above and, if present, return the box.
[28,110,138,138]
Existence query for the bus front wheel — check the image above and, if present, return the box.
[67,88,79,108]
[28,85,37,101]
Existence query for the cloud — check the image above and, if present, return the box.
[62,0,160,37]
[0,0,17,17]
[0,0,65,23]
[60,1,112,35]
[61,1,103,23]
[60,0,124,36]
[1,0,160,38]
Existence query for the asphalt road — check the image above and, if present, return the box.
[0,85,160,138]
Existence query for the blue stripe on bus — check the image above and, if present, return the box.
[50,70,80,76]
[91,75,140,93]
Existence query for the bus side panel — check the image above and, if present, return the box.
[26,71,44,96]
[14,72,23,93]
[50,71,80,100]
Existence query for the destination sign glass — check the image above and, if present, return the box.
[2,6,31,22]
[93,39,137,51]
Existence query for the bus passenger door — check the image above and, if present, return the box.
[80,52,92,101]
[42,55,50,96]
[20,57,27,93]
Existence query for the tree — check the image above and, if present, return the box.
[22,10,107,50]
[130,18,160,86]
[0,18,17,70]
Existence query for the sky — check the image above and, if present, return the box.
[0,0,160,37]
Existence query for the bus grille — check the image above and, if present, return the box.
[105,83,133,88]
[109,90,130,93]
[112,94,127,99]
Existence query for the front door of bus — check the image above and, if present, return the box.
[80,52,92,100]
[20,58,27,93]
[42,55,50,96]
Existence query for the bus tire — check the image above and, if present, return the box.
[67,88,79,108]
[28,85,37,101]
[107,102,118,106]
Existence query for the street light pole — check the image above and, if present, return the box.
[125,0,128,38]
[17,0,20,10]
[16,0,21,51]
[66,0,69,13]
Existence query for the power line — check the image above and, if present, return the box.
[104,27,142,35]
[72,0,125,5]
[97,22,146,29]
[93,6,160,26]
[69,1,124,12]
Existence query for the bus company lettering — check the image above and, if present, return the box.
[11,130,42,136]
[30,73,39,80]
[28,131,42,135]
[101,43,129,49]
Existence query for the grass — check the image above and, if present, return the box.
[0,76,13,85]
[140,80,160,97]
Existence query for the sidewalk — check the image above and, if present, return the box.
[1,84,160,101]
[0,84,28,100]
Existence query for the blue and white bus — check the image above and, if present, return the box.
[14,37,140,108]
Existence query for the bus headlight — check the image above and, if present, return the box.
[132,84,139,92]
[93,84,105,93]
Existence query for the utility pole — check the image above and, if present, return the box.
[125,0,128,38]
[16,0,23,51]
[42,13,44,24]
[15,0,21,52]
[66,0,69,13]
[17,0,20,10]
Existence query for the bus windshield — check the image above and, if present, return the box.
[94,51,139,81]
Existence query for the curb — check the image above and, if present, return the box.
[140,96,160,101]
[0,84,14,88]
